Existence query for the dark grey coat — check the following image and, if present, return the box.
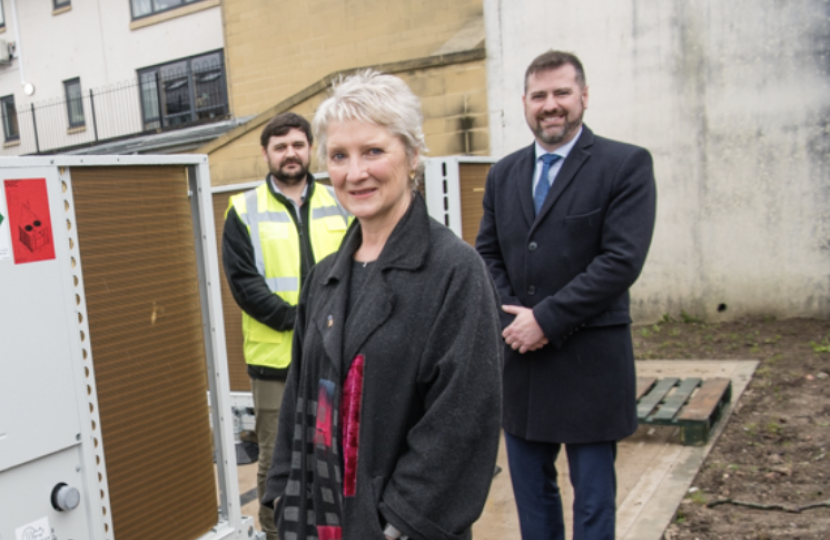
[476,126,657,443]
[264,195,503,540]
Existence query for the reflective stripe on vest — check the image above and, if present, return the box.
[243,189,295,291]
[265,276,300,293]
[230,182,348,369]
[311,205,347,219]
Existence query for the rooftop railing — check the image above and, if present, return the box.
[1,64,229,156]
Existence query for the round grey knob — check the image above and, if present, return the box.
[51,483,81,511]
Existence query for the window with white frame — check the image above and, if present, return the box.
[1,95,19,141]
[64,78,85,128]
[130,0,206,20]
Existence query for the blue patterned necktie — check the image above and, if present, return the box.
[534,153,562,214]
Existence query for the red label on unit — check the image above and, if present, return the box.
[3,178,56,264]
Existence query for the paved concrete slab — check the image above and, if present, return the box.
[473,360,757,540]
[616,360,757,540]
[238,462,259,524]
[236,360,757,540]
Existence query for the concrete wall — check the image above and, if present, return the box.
[484,0,830,322]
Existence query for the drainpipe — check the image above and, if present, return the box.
[9,0,34,96]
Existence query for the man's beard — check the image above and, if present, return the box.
[533,109,584,147]
[271,159,308,186]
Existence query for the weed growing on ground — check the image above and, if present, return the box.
[773,386,783,402]
[810,335,830,353]
[755,366,771,377]
[680,310,704,324]
[763,334,782,345]
[687,490,707,505]
[766,422,782,436]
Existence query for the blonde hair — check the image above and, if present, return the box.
[313,70,427,190]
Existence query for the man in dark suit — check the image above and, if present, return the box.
[475,50,657,540]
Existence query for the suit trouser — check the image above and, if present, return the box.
[505,432,617,540]
[251,377,286,540]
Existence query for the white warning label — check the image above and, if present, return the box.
[15,516,52,540]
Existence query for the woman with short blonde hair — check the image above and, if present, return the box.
[264,71,503,540]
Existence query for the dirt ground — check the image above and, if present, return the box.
[631,316,830,539]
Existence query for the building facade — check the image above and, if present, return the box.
[0,0,225,155]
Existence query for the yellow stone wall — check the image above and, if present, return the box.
[202,0,489,187]
[205,56,489,187]
[222,0,483,118]
[206,91,330,187]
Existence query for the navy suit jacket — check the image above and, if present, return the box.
[475,126,657,443]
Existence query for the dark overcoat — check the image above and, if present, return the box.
[264,195,503,540]
[475,126,657,443]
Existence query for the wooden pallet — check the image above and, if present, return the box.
[636,376,732,446]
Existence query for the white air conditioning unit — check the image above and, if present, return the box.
[0,39,10,65]
[0,155,255,540]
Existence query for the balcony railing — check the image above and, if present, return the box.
[2,64,229,156]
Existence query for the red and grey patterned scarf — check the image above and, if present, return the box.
[279,354,365,540]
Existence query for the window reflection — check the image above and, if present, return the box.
[137,51,227,131]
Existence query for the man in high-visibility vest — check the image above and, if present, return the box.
[223,112,349,540]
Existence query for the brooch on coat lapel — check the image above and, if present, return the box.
[326,314,334,328]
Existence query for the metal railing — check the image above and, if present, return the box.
[1,65,229,156]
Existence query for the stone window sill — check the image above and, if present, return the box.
[130,0,219,31]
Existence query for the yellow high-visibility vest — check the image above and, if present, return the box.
[229,181,349,369]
